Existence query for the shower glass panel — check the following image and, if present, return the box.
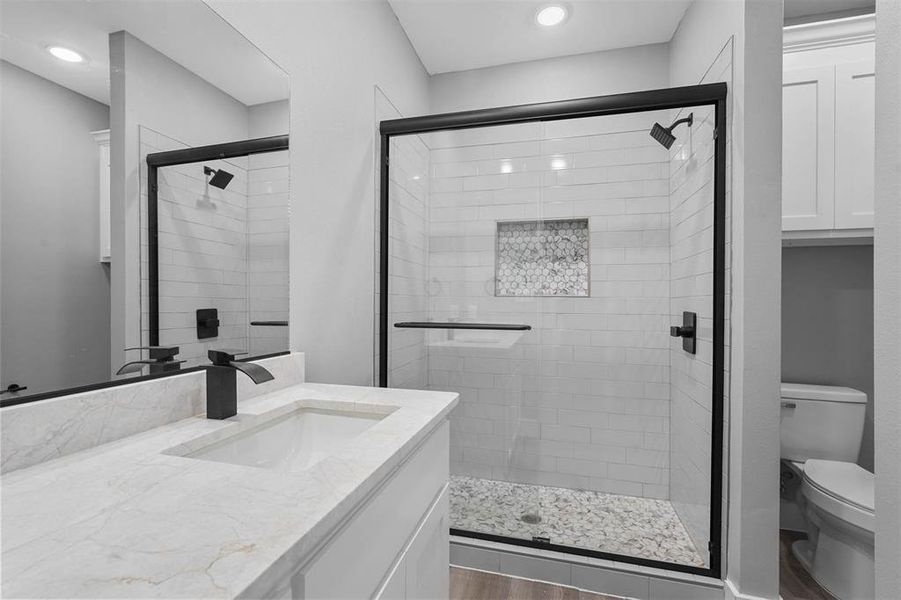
[382,91,722,574]
[149,146,289,365]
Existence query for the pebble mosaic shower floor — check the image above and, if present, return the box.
[449,475,706,567]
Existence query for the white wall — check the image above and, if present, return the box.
[873,0,901,596]
[429,44,669,113]
[669,1,783,598]
[0,61,111,395]
[109,31,250,374]
[206,0,430,386]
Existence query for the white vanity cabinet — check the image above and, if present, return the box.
[782,15,875,242]
[270,421,451,600]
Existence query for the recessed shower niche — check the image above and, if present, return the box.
[496,218,589,297]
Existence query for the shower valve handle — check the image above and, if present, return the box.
[670,311,698,355]
[670,325,694,338]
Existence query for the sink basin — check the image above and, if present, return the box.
[185,408,384,470]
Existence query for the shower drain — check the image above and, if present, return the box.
[520,513,542,525]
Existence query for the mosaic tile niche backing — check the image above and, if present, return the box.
[496,219,589,297]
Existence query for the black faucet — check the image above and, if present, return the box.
[116,346,184,375]
[205,349,274,420]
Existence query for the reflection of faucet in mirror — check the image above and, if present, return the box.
[205,349,274,420]
[116,346,184,376]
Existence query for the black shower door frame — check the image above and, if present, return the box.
[378,83,727,579]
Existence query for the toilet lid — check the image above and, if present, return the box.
[803,459,874,512]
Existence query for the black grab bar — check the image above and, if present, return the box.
[250,321,289,327]
[393,322,532,331]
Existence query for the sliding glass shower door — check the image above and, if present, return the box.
[379,85,725,576]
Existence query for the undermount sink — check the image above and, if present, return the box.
[183,407,385,471]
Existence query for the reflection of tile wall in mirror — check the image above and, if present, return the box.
[495,219,589,297]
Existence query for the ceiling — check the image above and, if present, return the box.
[387,0,693,75]
[784,0,875,21]
[0,0,288,106]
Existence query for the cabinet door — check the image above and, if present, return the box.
[834,59,875,229]
[404,486,449,600]
[782,66,836,231]
[376,560,407,600]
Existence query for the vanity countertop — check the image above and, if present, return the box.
[0,383,458,599]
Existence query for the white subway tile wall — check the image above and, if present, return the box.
[247,150,289,356]
[421,114,680,498]
[668,103,716,559]
[667,43,734,566]
[387,132,431,389]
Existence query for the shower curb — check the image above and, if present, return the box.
[450,536,723,600]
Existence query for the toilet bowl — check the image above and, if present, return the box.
[780,383,874,600]
[792,459,875,600]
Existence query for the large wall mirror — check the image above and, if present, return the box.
[0,0,290,402]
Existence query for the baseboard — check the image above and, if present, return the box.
[725,578,779,600]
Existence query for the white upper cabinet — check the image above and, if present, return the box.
[782,15,875,241]
[834,58,876,229]
[782,66,835,231]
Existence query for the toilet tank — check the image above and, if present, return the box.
[780,383,867,462]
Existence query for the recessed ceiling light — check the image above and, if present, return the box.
[47,46,84,63]
[536,5,568,27]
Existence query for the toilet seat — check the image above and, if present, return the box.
[802,459,875,532]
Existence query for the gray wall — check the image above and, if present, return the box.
[782,245,875,470]
[0,60,111,395]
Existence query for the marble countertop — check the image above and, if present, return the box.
[1,383,458,599]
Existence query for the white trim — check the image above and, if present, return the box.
[782,229,874,247]
[725,578,775,600]
[784,14,875,53]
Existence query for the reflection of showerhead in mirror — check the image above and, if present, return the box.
[649,113,694,149]
[203,166,234,189]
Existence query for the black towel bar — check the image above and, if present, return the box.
[393,322,531,331]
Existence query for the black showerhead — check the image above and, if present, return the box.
[204,166,234,190]
[649,113,694,150]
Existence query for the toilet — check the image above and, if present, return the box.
[780,382,875,600]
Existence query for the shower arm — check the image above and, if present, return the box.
[668,114,693,132]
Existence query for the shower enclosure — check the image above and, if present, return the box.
[144,134,290,367]
[378,84,726,577]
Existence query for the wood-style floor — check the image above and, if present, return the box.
[450,567,622,600]
[780,530,836,600]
